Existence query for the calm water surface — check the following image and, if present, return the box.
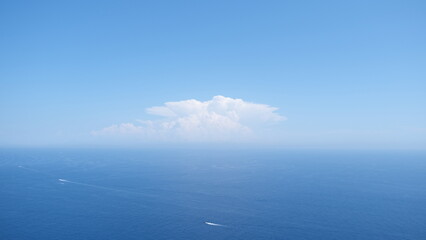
[1,149,425,239]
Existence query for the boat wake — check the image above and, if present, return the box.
[18,165,233,228]
[205,222,226,227]
[17,165,155,197]
[56,178,154,196]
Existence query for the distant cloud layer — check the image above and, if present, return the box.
[91,96,285,142]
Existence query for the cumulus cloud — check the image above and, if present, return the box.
[91,96,285,142]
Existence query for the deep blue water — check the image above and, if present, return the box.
[0,149,425,240]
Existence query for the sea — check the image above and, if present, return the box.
[0,149,425,240]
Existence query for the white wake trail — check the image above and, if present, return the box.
[205,222,226,227]
[57,178,156,197]
[19,165,232,227]
[18,165,155,197]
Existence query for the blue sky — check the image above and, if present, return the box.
[0,0,425,149]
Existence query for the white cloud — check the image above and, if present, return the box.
[91,95,285,142]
